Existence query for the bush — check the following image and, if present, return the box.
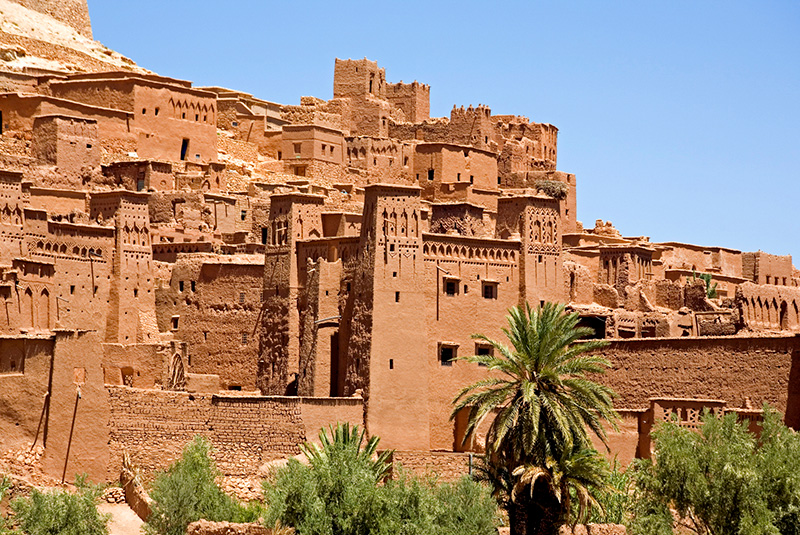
[264,424,499,535]
[144,436,259,535]
[10,475,110,535]
[630,407,800,535]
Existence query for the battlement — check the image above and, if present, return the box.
[450,104,492,119]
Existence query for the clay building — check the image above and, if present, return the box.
[0,29,798,489]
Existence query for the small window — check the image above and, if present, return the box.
[171,316,179,330]
[142,108,146,115]
[445,280,458,296]
[239,292,245,304]
[261,227,268,244]
[457,173,461,182]
[346,282,351,292]
[241,332,248,344]
[404,157,409,166]
[195,114,199,121]
[70,285,75,295]
[155,108,160,116]
[241,210,247,221]
[277,151,282,160]
[182,113,186,119]
[191,281,196,292]
[476,344,493,367]
[497,176,502,185]
[427,169,434,181]
[86,143,92,149]
[232,121,238,127]
[228,385,242,391]
[133,288,138,298]
[389,359,394,369]
[389,244,395,252]
[395,291,400,302]
[293,143,302,154]
[482,282,497,299]
[440,344,457,366]
[179,281,184,292]
[470,175,474,183]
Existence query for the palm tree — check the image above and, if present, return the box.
[451,302,618,535]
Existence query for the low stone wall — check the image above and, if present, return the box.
[108,387,363,479]
[186,520,270,535]
[388,451,472,482]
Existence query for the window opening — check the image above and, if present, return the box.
[180,139,189,161]
[440,344,456,366]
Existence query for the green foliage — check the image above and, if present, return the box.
[585,458,633,525]
[264,424,498,535]
[689,270,718,299]
[10,475,110,535]
[144,436,259,535]
[630,407,800,535]
[300,423,392,483]
[451,302,619,532]
[532,180,568,200]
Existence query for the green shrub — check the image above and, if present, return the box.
[10,475,110,535]
[144,436,259,535]
[630,407,800,535]
[264,424,498,535]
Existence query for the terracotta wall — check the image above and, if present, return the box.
[596,335,798,412]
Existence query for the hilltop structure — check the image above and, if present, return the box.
[0,3,797,489]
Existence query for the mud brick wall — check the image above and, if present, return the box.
[595,335,799,411]
[108,388,306,477]
[388,451,472,482]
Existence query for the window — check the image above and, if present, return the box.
[476,343,493,366]
[155,108,160,116]
[262,227,268,244]
[142,108,146,115]
[439,344,457,366]
[293,143,301,154]
[457,173,461,182]
[277,151,282,160]
[497,176,502,185]
[241,210,247,221]
[470,175,474,184]
[179,281,184,292]
[232,121,238,127]
[445,280,458,296]
[229,385,242,391]
[427,169,434,181]
[241,332,248,344]
[180,139,189,161]
[70,285,75,295]
[239,292,245,304]
[191,281,196,292]
[395,291,400,302]
[171,316,179,330]
[389,359,394,370]
[482,282,497,299]
[133,288,138,298]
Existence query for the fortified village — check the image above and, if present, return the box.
[0,0,797,496]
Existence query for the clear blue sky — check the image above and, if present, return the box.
[87,1,800,261]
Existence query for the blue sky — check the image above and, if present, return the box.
[87,1,800,261]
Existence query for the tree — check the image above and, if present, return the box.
[451,302,618,535]
[631,407,800,535]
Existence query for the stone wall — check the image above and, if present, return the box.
[107,387,363,478]
[186,521,270,535]
[388,451,472,482]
